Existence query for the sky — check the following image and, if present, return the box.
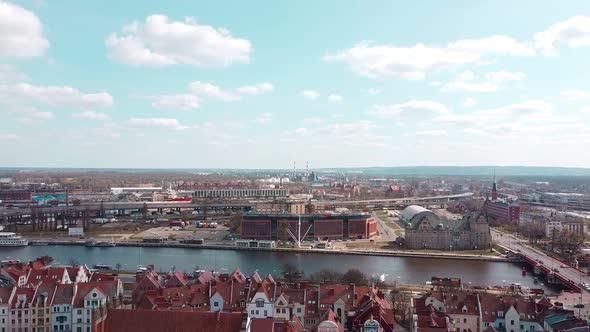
[1,1,590,169]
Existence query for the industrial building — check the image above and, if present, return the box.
[403,205,491,250]
[0,190,32,203]
[240,213,377,241]
[540,192,590,211]
[483,177,520,224]
[193,188,288,199]
[484,200,521,224]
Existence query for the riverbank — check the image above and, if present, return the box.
[26,238,517,262]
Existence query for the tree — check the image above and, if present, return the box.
[69,258,80,267]
[227,213,242,233]
[390,288,412,327]
[39,255,54,265]
[282,263,304,282]
[310,269,342,283]
[341,268,368,285]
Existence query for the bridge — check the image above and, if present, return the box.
[492,229,587,293]
[313,192,474,208]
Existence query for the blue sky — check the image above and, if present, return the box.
[1,0,590,168]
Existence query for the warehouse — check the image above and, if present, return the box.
[240,212,377,241]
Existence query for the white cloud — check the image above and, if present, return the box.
[415,130,448,137]
[370,100,449,119]
[128,117,186,130]
[484,70,525,82]
[237,82,273,95]
[0,1,49,58]
[328,94,343,102]
[447,35,535,56]
[534,15,590,55]
[8,106,53,121]
[0,64,27,82]
[301,90,320,100]
[0,133,18,139]
[463,97,477,107]
[9,83,113,107]
[560,89,589,101]
[442,81,499,92]
[189,81,240,101]
[458,70,476,81]
[441,70,525,93]
[152,94,200,110]
[151,81,271,110]
[324,35,533,80]
[435,100,553,125]
[105,14,252,67]
[294,128,308,135]
[255,112,273,124]
[72,110,109,120]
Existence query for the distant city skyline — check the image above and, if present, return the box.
[1,1,590,168]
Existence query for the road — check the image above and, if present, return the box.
[492,229,590,292]
[372,212,399,241]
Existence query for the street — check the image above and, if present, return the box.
[492,228,590,292]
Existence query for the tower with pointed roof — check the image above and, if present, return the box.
[491,172,498,201]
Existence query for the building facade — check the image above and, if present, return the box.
[403,206,491,250]
[240,213,377,241]
[484,200,521,224]
[193,188,288,199]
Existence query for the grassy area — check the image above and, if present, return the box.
[374,209,405,237]
[493,244,508,255]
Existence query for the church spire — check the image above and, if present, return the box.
[491,169,498,200]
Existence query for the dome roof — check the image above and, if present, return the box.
[400,205,430,222]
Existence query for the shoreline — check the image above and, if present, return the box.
[25,239,518,262]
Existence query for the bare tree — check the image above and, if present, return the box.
[390,287,412,327]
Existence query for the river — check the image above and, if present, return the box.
[0,245,553,292]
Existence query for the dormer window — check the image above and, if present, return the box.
[498,311,504,317]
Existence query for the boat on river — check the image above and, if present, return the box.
[85,238,116,247]
[0,232,28,247]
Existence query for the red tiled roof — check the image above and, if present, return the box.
[0,287,13,303]
[104,309,244,332]
[32,282,57,306]
[250,318,274,332]
[165,271,190,287]
[194,271,214,285]
[250,271,262,284]
[26,267,68,286]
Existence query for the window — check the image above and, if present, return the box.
[250,310,254,315]
[264,310,267,316]
[510,320,514,325]
[255,300,264,308]
[255,310,259,315]
[276,309,280,314]
[297,308,302,313]
[77,327,81,332]
[464,319,467,323]
[214,302,219,307]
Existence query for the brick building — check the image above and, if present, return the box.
[240,213,377,241]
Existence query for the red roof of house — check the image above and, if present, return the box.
[104,309,244,332]
[27,267,68,286]
[53,283,76,305]
[165,271,190,288]
[250,318,275,332]
[0,287,13,304]
[194,271,214,285]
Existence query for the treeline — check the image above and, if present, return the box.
[282,264,383,286]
